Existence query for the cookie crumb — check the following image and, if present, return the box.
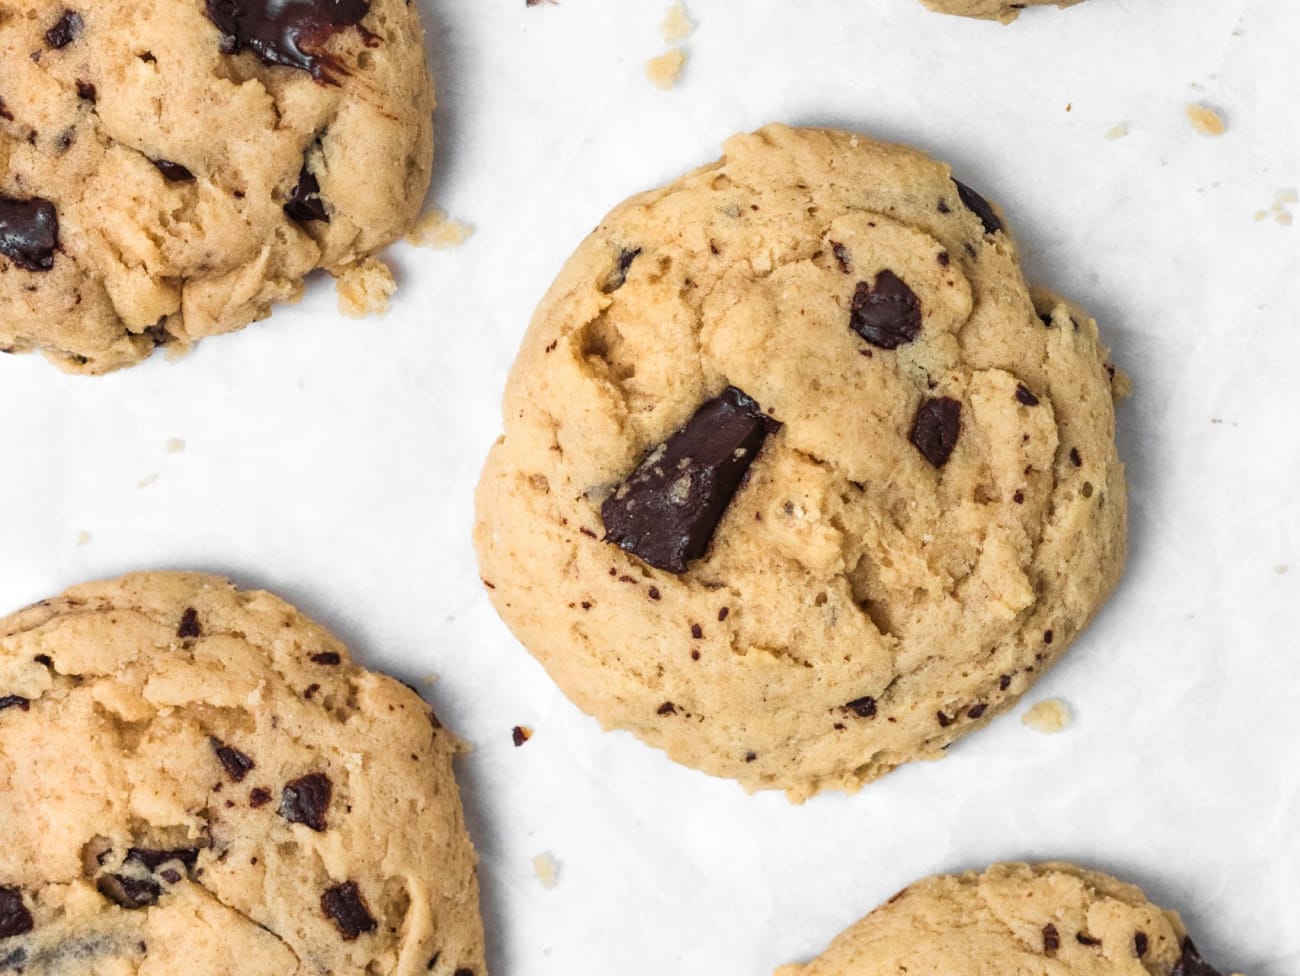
[1185,103,1225,137]
[137,473,159,489]
[406,210,474,249]
[532,852,559,889]
[164,437,186,454]
[1104,123,1128,140]
[1275,564,1289,575]
[660,2,693,42]
[1109,366,1133,401]
[335,257,396,318]
[76,530,92,546]
[511,725,532,747]
[646,49,687,90]
[1023,698,1072,734]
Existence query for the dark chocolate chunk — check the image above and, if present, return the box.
[321,881,376,940]
[1042,923,1061,957]
[744,751,757,762]
[0,887,33,939]
[310,652,341,665]
[1135,932,1149,957]
[249,787,272,807]
[1173,939,1223,976]
[909,397,962,468]
[936,710,953,728]
[1077,933,1102,947]
[280,772,332,831]
[204,0,371,82]
[0,197,59,272]
[830,241,851,274]
[152,159,195,182]
[284,166,328,222]
[967,703,987,719]
[952,178,1003,235]
[45,10,83,49]
[1043,629,1054,644]
[1070,447,1082,467]
[999,674,1012,691]
[849,270,921,350]
[127,848,198,871]
[1015,383,1040,406]
[844,697,877,718]
[600,247,642,293]
[511,725,530,747]
[0,696,30,712]
[210,737,254,782]
[177,607,202,638]
[690,623,703,639]
[601,386,781,573]
[75,79,97,101]
[656,701,677,716]
[97,874,162,910]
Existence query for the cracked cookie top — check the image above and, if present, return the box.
[0,572,484,976]
[0,0,434,373]
[475,124,1127,801]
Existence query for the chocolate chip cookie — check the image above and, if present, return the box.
[0,572,485,976]
[777,862,1230,976]
[474,124,1127,801]
[0,0,434,373]
[920,0,1086,24]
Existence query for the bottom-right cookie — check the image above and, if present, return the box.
[777,862,1233,976]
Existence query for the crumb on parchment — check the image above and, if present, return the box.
[76,531,92,546]
[1023,699,1073,734]
[1105,123,1128,140]
[1186,103,1226,137]
[646,48,687,90]
[532,852,559,890]
[164,438,185,454]
[660,2,693,42]
[406,210,474,249]
[335,256,396,318]
[137,473,159,489]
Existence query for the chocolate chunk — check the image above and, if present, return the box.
[284,166,328,222]
[127,848,198,871]
[210,737,254,782]
[97,875,162,909]
[1135,932,1149,957]
[936,710,953,728]
[321,882,376,940]
[600,247,642,293]
[1015,383,1040,406]
[952,178,1003,235]
[75,79,97,101]
[967,703,987,719]
[152,159,195,182]
[205,0,371,82]
[0,197,59,272]
[0,696,30,712]
[310,652,341,665]
[999,674,1012,691]
[249,787,272,807]
[909,397,962,468]
[690,623,703,639]
[1042,923,1061,956]
[850,270,922,350]
[1077,933,1102,947]
[656,701,677,716]
[830,241,851,274]
[280,772,332,831]
[177,607,202,638]
[45,10,83,49]
[601,386,781,573]
[1173,939,1223,976]
[844,697,877,718]
[454,970,473,976]
[511,725,531,747]
[0,887,33,939]
[1070,447,1082,467]
[744,751,757,762]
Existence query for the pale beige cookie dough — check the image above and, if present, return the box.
[921,0,1086,24]
[0,572,485,976]
[777,862,1232,976]
[475,124,1127,801]
[0,0,434,373]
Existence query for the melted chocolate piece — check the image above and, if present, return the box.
[1014,383,1039,406]
[952,178,1003,235]
[1042,923,1061,956]
[284,166,328,222]
[75,80,97,102]
[152,159,195,182]
[600,247,642,293]
[1173,939,1224,976]
[210,737,255,781]
[909,397,962,468]
[127,848,198,871]
[0,887,33,939]
[280,773,332,831]
[844,697,877,718]
[45,10,83,49]
[321,882,376,940]
[601,386,781,573]
[205,0,370,82]
[850,270,921,350]
[0,197,59,272]
[0,696,30,712]
[177,607,201,638]
[97,875,161,910]
[310,652,341,665]
[1134,932,1149,957]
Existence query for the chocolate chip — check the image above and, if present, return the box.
[844,697,877,718]
[952,178,1003,235]
[152,159,194,182]
[1043,923,1061,957]
[600,247,642,293]
[849,270,922,350]
[511,725,531,747]
[454,970,473,976]
[249,787,272,807]
[97,874,162,910]
[45,10,83,49]
[937,251,950,266]
[648,586,661,600]
[937,199,950,214]
[936,710,953,727]
[177,607,201,639]
[1077,933,1102,947]
[909,397,962,468]
[601,386,781,573]
[1015,383,1039,406]
[744,751,757,762]
[284,166,328,222]
[830,241,851,274]
[321,881,376,940]
[204,0,371,82]
[1069,447,1082,467]
[999,674,1012,690]
[279,772,332,831]
[310,652,341,665]
[657,701,677,716]
[1135,932,1149,957]
[127,848,198,871]
[1043,629,1054,644]
[0,197,59,272]
[0,696,30,712]
[75,79,96,101]
[718,607,729,621]
[967,703,987,719]
[1173,939,1224,976]
[0,887,33,939]
[690,623,703,639]
[210,737,254,782]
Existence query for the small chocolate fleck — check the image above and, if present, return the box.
[850,270,922,350]
[1172,938,1224,976]
[936,711,953,727]
[717,606,729,621]
[657,701,677,716]
[967,703,988,719]
[1043,923,1061,957]
[1013,490,1025,504]
[249,787,272,807]
[310,652,341,665]
[205,0,371,82]
[1077,933,1102,947]
[1135,932,1149,957]
[0,696,30,712]
[690,623,703,639]
[0,887,33,939]
[910,397,962,468]
[999,674,1012,691]
[97,874,162,910]
[177,607,201,639]
[1015,383,1040,406]
[511,725,531,747]
[844,697,877,719]
[952,178,1003,235]
[1069,447,1082,467]
[0,196,59,271]
[127,848,198,871]
[152,159,195,182]
[937,199,951,214]
[284,165,328,222]
[744,751,757,763]
[601,246,642,293]
[830,241,851,274]
[322,882,376,940]
[280,772,332,831]
[45,10,83,49]
[937,251,950,266]
[601,386,781,573]
[75,79,97,101]
[1040,312,1055,328]
[1043,629,1054,644]
[210,737,254,782]
[648,586,661,600]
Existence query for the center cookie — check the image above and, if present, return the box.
[0,0,434,373]
[0,573,485,976]
[475,124,1127,801]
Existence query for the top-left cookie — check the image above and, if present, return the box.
[0,0,435,373]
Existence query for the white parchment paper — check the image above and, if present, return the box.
[1,0,1297,973]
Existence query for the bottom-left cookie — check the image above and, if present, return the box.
[0,571,485,976]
